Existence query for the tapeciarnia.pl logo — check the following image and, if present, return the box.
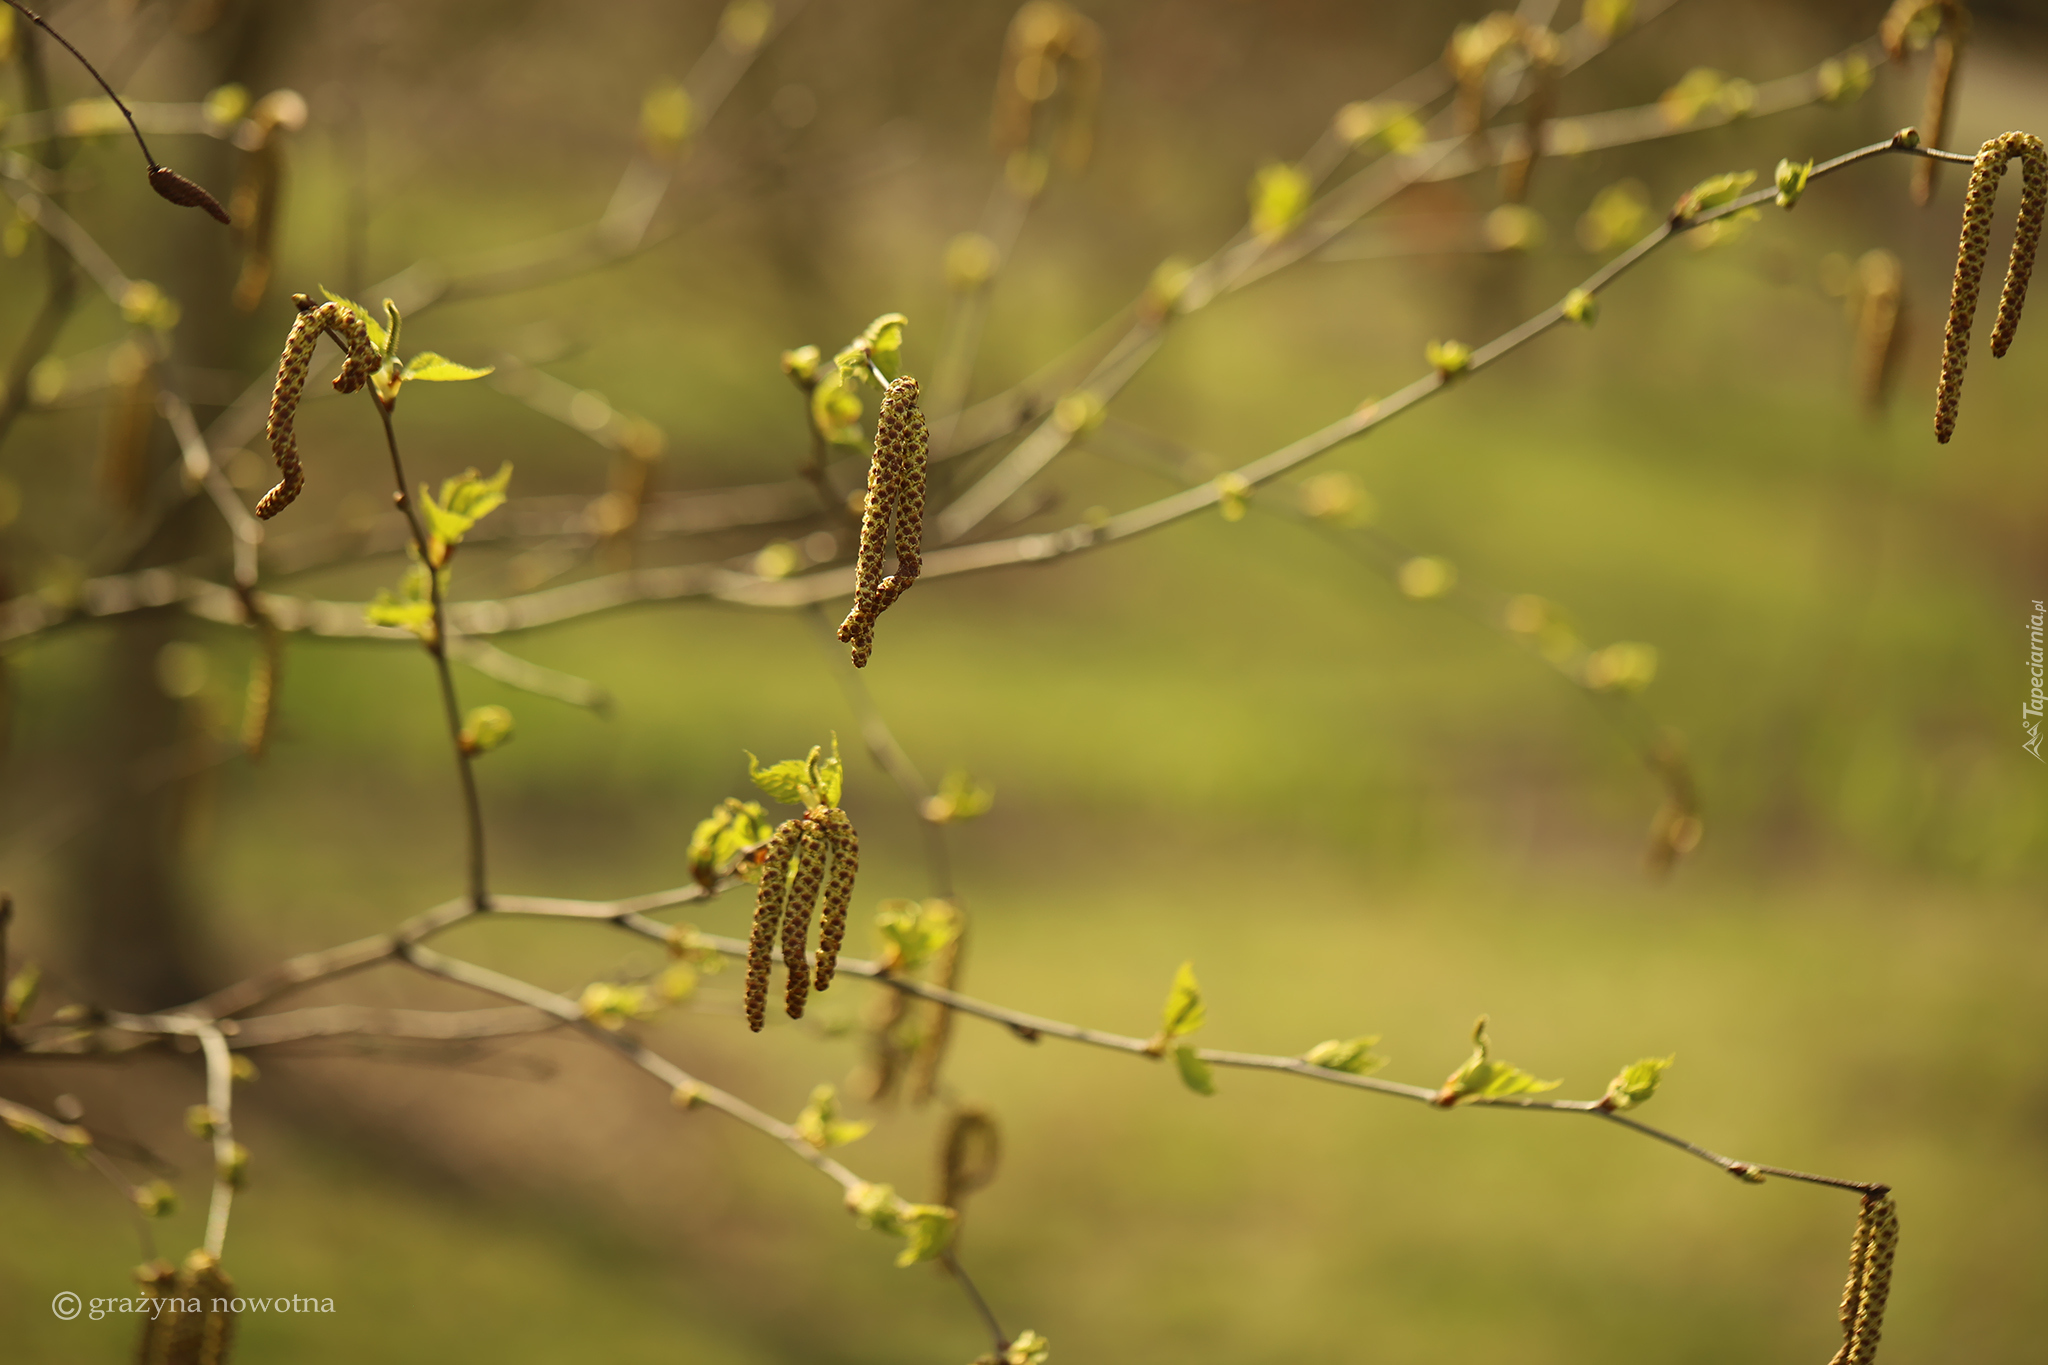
[2026,600,2045,761]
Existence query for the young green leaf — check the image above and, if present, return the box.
[1172,1043,1217,1095]
[365,559,438,640]
[1672,170,1757,221]
[1302,1036,1387,1075]
[687,798,771,885]
[1433,1016,1561,1106]
[419,463,513,554]
[1773,158,1813,210]
[894,1202,957,1267]
[578,982,655,1031]
[1600,1054,1675,1111]
[844,1182,956,1266]
[2,962,39,1026]
[810,371,864,445]
[875,899,963,973]
[1426,339,1472,376]
[1159,961,1207,1041]
[861,312,909,382]
[794,1084,872,1150]
[1249,162,1312,242]
[745,739,843,809]
[1003,1330,1051,1365]
[459,705,514,755]
[402,352,495,383]
[922,769,995,823]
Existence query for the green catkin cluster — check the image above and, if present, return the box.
[1936,132,2047,442]
[743,810,861,1030]
[1828,1193,1901,1365]
[256,295,378,519]
[836,376,928,667]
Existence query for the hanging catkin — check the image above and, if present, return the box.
[744,820,803,1031]
[1935,132,2047,442]
[257,296,378,518]
[1827,1193,1900,1365]
[813,813,859,992]
[837,376,927,666]
[781,819,829,1019]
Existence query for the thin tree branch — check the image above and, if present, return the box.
[374,398,490,911]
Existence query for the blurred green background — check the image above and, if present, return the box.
[3,0,2046,1361]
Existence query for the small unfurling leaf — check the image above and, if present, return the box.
[794,1083,872,1150]
[1600,1054,1675,1111]
[1433,1016,1561,1106]
[1303,1036,1387,1075]
[1159,961,1206,1041]
[1172,1043,1217,1095]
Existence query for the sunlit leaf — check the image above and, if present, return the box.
[1173,1044,1217,1095]
[402,351,494,383]
[1434,1016,1561,1106]
[794,1084,872,1150]
[1601,1054,1675,1111]
[1160,961,1206,1040]
[1302,1036,1386,1075]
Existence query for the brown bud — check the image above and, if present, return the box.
[147,165,231,224]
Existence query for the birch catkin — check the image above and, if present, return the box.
[257,296,377,518]
[813,813,859,992]
[781,820,829,1019]
[1911,27,1962,207]
[837,376,928,666]
[1829,1193,1900,1365]
[744,820,802,1031]
[1935,132,2047,442]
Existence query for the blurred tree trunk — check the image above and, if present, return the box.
[54,0,299,1010]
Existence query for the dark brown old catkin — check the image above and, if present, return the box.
[837,376,928,666]
[257,296,377,518]
[1829,1193,1900,1365]
[781,818,828,1019]
[812,812,859,992]
[1912,27,1964,206]
[743,820,802,1031]
[1935,132,2047,442]
[147,165,231,224]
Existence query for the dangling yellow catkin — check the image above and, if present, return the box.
[837,375,928,666]
[780,818,828,1019]
[1828,1193,1901,1365]
[158,1249,236,1365]
[240,607,281,761]
[1854,250,1906,411]
[743,819,802,1031]
[134,1259,177,1364]
[1935,132,2047,442]
[1913,28,1964,205]
[257,295,377,518]
[812,812,859,992]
